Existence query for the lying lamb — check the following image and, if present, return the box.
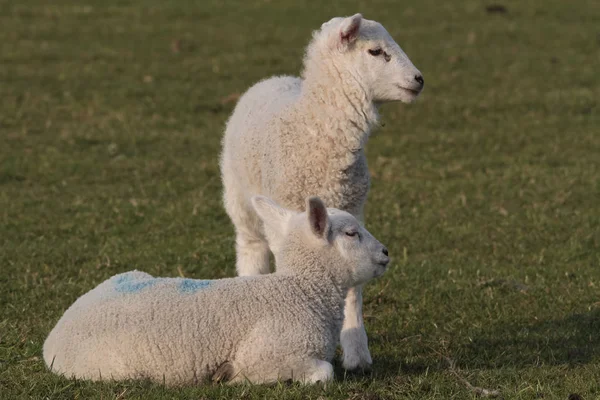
[43,196,389,385]
[220,13,423,370]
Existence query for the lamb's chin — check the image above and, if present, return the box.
[397,87,422,104]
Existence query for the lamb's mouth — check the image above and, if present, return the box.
[374,264,388,277]
[397,85,421,96]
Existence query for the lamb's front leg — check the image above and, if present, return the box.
[295,359,334,385]
[226,358,334,385]
[340,285,372,371]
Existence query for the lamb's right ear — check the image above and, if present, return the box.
[251,196,293,235]
[306,197,330,240]
[339,14,362,47]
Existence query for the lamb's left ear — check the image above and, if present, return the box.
[251,196,293,235]
[339,13,363,46]
[306,196,330,240]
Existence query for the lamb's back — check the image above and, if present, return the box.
[43,272,244,384]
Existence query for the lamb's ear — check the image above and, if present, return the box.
[321,16,342,30]
[339,14,362,46]
[306,197,330,240]
[251,196,293,236]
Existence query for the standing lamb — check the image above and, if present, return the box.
[43,196,389,385]
[220,13,423,370]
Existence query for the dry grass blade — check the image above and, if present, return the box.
[444,357,501,398]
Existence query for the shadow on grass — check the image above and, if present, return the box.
[458,309,600,368]
[335,352,436,382]
[359,309,600,380]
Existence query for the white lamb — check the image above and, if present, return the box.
[43,196,389,385]
[220,13,423,370]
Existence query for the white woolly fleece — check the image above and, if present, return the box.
[220,14,422,370]
[43,197,389,385]
[43,270,346,385]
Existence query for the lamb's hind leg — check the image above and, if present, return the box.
[340,285,372,371]
[223,188,270,276]
[235,228,270,276]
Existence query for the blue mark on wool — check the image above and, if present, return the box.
[112,273,212,294]
[114,274,157,294]
[178,279,212,293]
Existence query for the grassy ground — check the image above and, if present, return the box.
[1,0,599,398]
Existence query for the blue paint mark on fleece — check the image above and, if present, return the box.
[112,273,212,294]
[114,273,157,294]
[178,279,212,293]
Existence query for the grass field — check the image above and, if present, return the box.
[1,0,599,398]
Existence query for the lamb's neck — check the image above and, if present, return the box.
[304,276,348,322]
[298,63,379,152]
[277,259,349,313]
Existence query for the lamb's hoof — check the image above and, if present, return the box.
[343,361,372,375]
[307,361,334,386]
[212,361,234,383]
[340,327,373,373]
[342,352,373,374]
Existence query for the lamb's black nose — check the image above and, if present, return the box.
[415,75,424,86]
[382,247,388,256]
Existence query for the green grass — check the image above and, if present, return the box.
[1,0,599,398]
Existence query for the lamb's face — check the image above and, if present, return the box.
[327,210,390,286]
[251,195,389,286]
[322,14,424,103]
[289,199,389,285]
[357,21,424,103]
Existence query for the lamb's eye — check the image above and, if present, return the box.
[345,231,358,237]
[368,48,383,56]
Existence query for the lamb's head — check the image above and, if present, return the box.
[307,13,424,104]
[251,195,389,287]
